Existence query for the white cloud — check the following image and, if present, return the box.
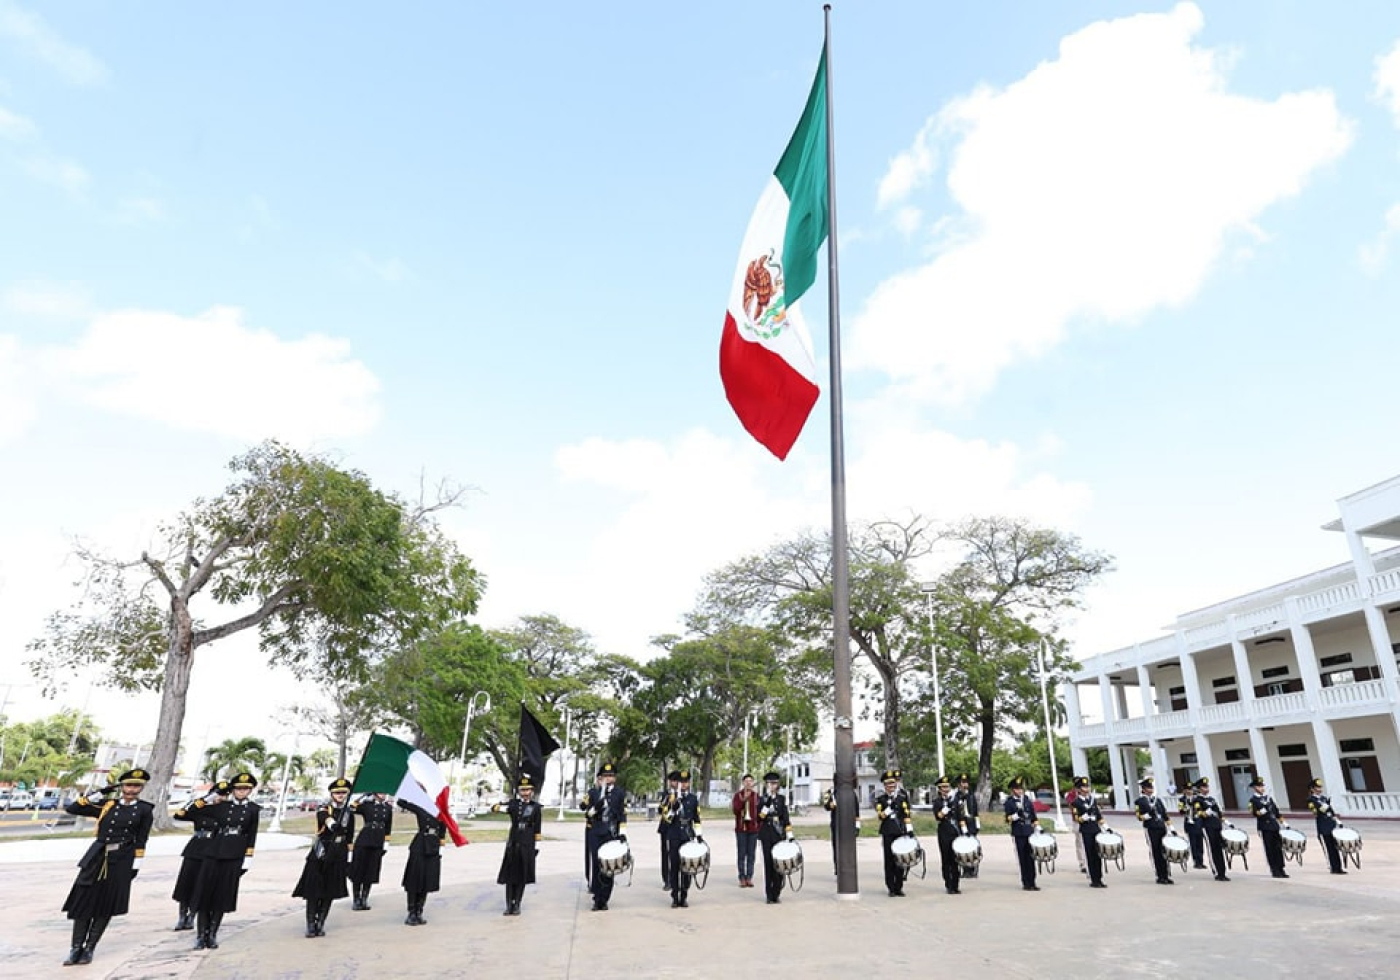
[50,306,382,444]
[355,252,411,284]
[0,103,35,139]
[112,195,167,225]
[1374,38,1400,125]
[853,1,1353,405]
[0,0,107,86]
[0,334,36,442]
[1359,202,1400,272]
[877,116,940,209]
[4,279,92,319]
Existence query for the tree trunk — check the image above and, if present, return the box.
[879,667,902,770]
[977,695,996,803]
[145,599,197,831]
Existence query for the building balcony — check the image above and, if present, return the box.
[1317,678,1390,711]
[1251,690,1309,717]
[1340,791,1400,815]
[1198,701,1246,727]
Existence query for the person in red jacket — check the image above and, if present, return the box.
[731,774,761,888]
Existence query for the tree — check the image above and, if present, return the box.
[286,666,380,777]
[698,518,936,768]
[201,736,268,781]
[920,516,1112,806]
[26,441,483,827]
[0,709,102,790]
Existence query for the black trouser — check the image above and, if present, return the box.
[666,838,692,901]
[1319,828,1344,872]
[1145,824,1170,880]
[1260,826,1286,874]
[659,829,670,884]
[1080,828,1103,885]
[1013,833,1037,888]
[937,829,960,891]
[880,834,904,894]
[1186,822,1205,866]
[1202,822,1227,876]
[586,833,614,904]
[759,835,784,901]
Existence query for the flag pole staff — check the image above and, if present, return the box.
[822,2,858,899]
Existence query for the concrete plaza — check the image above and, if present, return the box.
[1,813,1396,979]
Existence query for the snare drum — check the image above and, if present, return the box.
[890,835,922,869]
[951,835,983,870]
[1162,833,1190,869]
[1028,831,1058,862]
[1279,827,1307,862]
[1096,831,1124,861]
[596,839,632,876]
[771,840,803,875]
[678,840,710,875]
[1332,827,1362,856]
[1221,827,1250,857]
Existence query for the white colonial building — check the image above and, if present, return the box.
[1066,475,1400,816]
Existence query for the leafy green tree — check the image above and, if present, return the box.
[26,441,482,826]
[0,710,101,791]
[201,737,267,780]
[918,517,1112,806]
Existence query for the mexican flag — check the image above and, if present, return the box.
[720,44,829,461]
[352,733,467,846]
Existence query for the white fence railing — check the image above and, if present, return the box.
[1340,792,1400,816]
[1318,679,1389,710]
[1198,701,1245,726]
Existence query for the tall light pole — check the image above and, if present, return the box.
[556,705,573,821]
[742,711,756,776]
[920,582,946,779]
[450,691,491,808]
[1039,638,1069,832]
[268,733,304,834]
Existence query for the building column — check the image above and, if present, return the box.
[1098,673,1116,725]
[1309,717,1346,800]
[1229,636,1256,708]
[1179,649,1204,722]
[1063,682,1083,730]
[1287,617,1324,713]
[1192,732,1217,790]
[1107,740,1128,813]
[1247,727,1276,795]
[1362,604,1400,699]
[1071,744,1090,779]
[1136,664,1155,719]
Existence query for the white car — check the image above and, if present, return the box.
[2,791,35,811]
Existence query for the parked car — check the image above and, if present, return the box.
[36,793,62,811]
[2,791,35,811]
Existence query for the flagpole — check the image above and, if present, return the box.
[822,3,858,900]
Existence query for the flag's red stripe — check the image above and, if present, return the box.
[436,785,468,847]
[719,312,819,460]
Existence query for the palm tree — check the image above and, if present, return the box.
[202,737,268,781]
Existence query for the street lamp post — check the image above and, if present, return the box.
[742,711,756,776]
[268,733,304,834]
[450,691,491,811]
[920,583,946,779]
[556,706,573,821]
[1039,638,1069,832]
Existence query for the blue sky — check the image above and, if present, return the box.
[3,1,1400,752]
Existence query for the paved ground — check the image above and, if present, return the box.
[2,813,1397,979]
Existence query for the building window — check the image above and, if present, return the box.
[1277,744,1308,757]
[1319,653,1353,669]
[1224,749,1251,762]
[1265,682,1289,697]
[1339,738,1376,753]
[1211,676,1237,687]
[1261,665,1291,679]
[1180,753,1198,764]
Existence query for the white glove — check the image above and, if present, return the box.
[759,806,771,817]
[785,832,794,842]
[325,818,338,830]
[132,857,143,872]
[586,807,597,818]
[242,856,252,871]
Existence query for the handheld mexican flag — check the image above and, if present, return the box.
[720,43,829,461]
[352,733,468,846]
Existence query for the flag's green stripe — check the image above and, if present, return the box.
[773,43,829,305]
[351,733,412,793]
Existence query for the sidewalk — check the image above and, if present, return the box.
[3,817,1399,979]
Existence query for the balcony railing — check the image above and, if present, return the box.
[1370,568,1400,599]
[1198,701,1246,726]
[1318,678,1389,710]
[1152,709,1192,733]
[1339,792,1400,816]
[1251,690,1308,716]
[1183,621,1228,647]
[1115,716,1147,738]
[1234,603,1285,633]
[1077,723,1107,743]
[1297,580,1360,615]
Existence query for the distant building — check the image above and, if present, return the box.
[1067,475,1400,816]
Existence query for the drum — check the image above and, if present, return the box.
[952,835,983,870]
[1096,831,1124,861]
[596,839,632,876]
[1279,827,1307,863]
[1162,833,1190,871]
[1028,831,1058,862]
[1221,827,1250,857]
[1333,826,1362,870]
[890,835,922,869]
[678,840,710,875]
[771,839,803,875]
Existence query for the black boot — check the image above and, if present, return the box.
[63,919,88,965]
[315,899,330,936]
[304,902,318,938]
[415,894,428,925]
[404,894,416,925]
[175,905,193,931]
[195,911,210,949]
[206,912,223,949]
[360,884,372,911]
[78,917,108,965]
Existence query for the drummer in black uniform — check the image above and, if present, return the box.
[581,761,627,911]
[663,768,704,908]
[1071,776,1107,889]
[933,774,968,894]
[1004,776,1040,891]
[292,777,355,937]
[493,773,543,915]
[659,769,680,887]
[1178,781,1206,869]
[954,774,980,878]
[874,769,914,897]
[1191,776,1230,882]
[756,772,793,905]
[59,768,155,966]
[1134,777,1174,885]
[1246,775,1290,879]
[349,791,394,910]
[1306,777,1347,875]
[171,779,229,931]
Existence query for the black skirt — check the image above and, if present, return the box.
[496,837,537,886]
[62,842,136,920]
[348,844,386,884]
[292,841,350,901]
[402,836,442,894]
